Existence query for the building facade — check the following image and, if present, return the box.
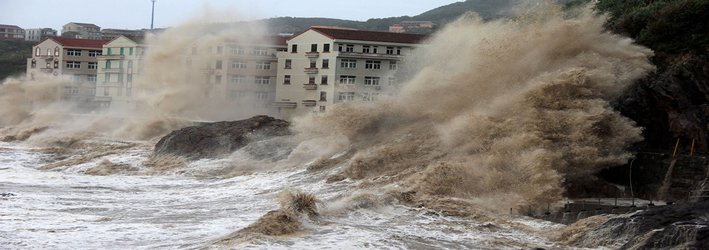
[25,28,58,42]
[0,24,24,40]
[101,29,146,41]
[61,22,102,40]
[95,36,147,109]
[188,36,289,110]
[26,37,108,105]
[274,27,426,118]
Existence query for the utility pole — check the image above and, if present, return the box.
[151,0,157,30]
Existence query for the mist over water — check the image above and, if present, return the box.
[295,4,654,212]
[1,2,659,248]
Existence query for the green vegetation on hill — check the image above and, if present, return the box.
[0,40,32,82]
[568,0,709,61]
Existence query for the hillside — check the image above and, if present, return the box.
[264,0,573,34]
[0,40,32,82]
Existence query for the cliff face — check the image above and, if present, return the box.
[617,54,709,153]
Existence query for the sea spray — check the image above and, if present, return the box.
[295,4,654,212]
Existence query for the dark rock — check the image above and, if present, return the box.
[153,115,291,160]
[572,202,709,249]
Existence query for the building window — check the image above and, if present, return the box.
[31,59,36,68]
[254,47,268,56]
[386,47,394,55]
[103,87,109,96]
[216,46,223,54]
[319,106,326,112]
[321,75,328,85]
[127,74,133,83]
[35,48,40,56]
[364,76,380,85]
[54,47,59,56]
[88,62,97,69]
[229,91,241,99]
[46,48,51,56]
[309,61,316,69]
[255,76,270,85]
[129,47,134,55]
[66,61,81,69]
[216,60,222,69]
[256,61,271,70]
[322,59,329,69]
[397,47,402,55]
[120,48,125,55]
[373,46,378,54]
[338,92,355,101]
[308,76,315,84]
[365,60,381,69]
[72,74,81,82]
[256,92,270,101]
[340,59,356,69]
[231,60,247,69]
[323,44,330,52]
[107,48,112,55]
[291,44,298,53]
[231,46,244,55]
[389,61,397,70]
[320,91,327,101]
[339,75,356,84]
[230,75,244,84]
[363,45,370,53]
[88,50,101,57]
[388,77,396,86]
[284,75,291,85]
[363,92,380,102]
[105,60,111,69]
[310,44,318,52]
[284,59,291,69]
[338,44,343,52]
[54,59,58,68]
[88,75,97,82]
[346,44,354,52]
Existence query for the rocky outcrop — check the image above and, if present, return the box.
[153,115,291,160]
[564,202,709,249]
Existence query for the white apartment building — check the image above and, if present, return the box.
[62,22,102,40]
[95,35,147,109]
[25,28,58,42]
[274,27,427,118]
[190,36,288,109]
[26,37,108,107]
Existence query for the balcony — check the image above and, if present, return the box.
[98,54,125,60]
[273,101,297,108]
[305,51,320,58]
[304,67,318,74]
[102,67,124,73]
[337,51,403,60]
[304,84,318,90]
[302,100,317,106]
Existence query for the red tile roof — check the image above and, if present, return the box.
[269,35,290,46]
[304,27,428,44]
[49,37,109,48]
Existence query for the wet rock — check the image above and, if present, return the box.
[153,115,291,160]
[567,202,709,249]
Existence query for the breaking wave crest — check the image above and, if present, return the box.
[295,4,654,212]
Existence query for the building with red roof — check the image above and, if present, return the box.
[273,26,428,118]
[26,37,110,107]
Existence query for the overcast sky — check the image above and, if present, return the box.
[1,0,459,32]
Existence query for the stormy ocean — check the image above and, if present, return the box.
[1,3,656,249]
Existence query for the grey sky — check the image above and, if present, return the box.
[1,0,459,32]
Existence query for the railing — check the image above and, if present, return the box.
[304,84,318,90]
[102,67,124,73]
[273,101,297,108]
[337,51,403,60]
[305,52,320,58]
[304,67,318,74]
[302,100,317,106]
[98,54,125,60]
